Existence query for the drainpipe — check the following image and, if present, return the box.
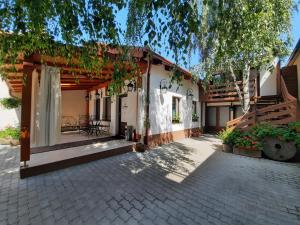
[144,53,152,146]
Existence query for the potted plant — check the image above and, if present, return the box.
[233,135,262,158]
[217,127,239,153]
[172,113,181,123]
[233,132,262,158]
[0,97,21,109]
[192,113,199,122]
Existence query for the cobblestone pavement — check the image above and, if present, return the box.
[0,135,300,225]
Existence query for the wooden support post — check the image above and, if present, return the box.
[144,56,151,146]
[20,65,34,165]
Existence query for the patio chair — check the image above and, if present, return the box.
[88,120,101,136]
[99,120,110,135]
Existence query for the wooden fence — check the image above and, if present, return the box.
[203,79,256,102]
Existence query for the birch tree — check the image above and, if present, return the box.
[199,0,294,113]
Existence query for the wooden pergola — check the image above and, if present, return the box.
[1,49,148,166]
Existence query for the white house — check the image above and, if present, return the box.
[0,47,201,175]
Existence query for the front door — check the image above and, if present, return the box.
[118,95,127,137]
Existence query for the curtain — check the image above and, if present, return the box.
[36,65,61,147]
[30,69,39,146]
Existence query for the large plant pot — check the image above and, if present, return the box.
[222,143,233,153]
[134,143,146,152]
[233,146,262,158]
[262,137,296,161]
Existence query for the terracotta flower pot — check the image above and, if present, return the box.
[134,143,146,152]
[233,146,262,158]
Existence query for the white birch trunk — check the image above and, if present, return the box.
[229,63,251,114]
[242,65,251,113]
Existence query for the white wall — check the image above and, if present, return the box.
[120,91,138,127]
[148,65,200,135]
[260,57,279,96]
[62,90,87,120]
[0,80,21,130]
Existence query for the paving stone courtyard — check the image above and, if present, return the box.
[0,135,300,225]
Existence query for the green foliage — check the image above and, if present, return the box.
[233,131,261,149]
[218,127,242,144]
[172,113,181,123]
[0,97,21,109]
[229,123,300,149]
[0,0,201,94]
[197,0,294,112]
[199,0,293,77]
[288,121,300,132]
[0,127,20,140]
[251,123,297,142]
[192,113,199,122]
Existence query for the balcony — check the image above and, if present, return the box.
[201,79,256,103]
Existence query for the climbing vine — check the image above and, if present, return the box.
[0,0,200,95]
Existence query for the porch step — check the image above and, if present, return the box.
[20,140,136,178]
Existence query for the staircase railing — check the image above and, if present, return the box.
[227,76,297,130]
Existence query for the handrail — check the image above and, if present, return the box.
[280,76,297,103]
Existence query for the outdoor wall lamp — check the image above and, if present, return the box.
[127,81,135,92]
[85,93,92,101]
[95,91,100,100]
[187,88,194,100]
[159,79,168,93]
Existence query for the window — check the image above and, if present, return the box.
[192,101,199,122]
[192,101,197,114]
[172,97,180,122]
[102,97,111,121]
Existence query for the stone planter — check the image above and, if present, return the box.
[233,146,262,158]
[222,143,233,153]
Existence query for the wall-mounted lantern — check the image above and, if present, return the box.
[160,79,168,93]
[187,88,194,100]
[95,91,101,100]
[127,81,136,92]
